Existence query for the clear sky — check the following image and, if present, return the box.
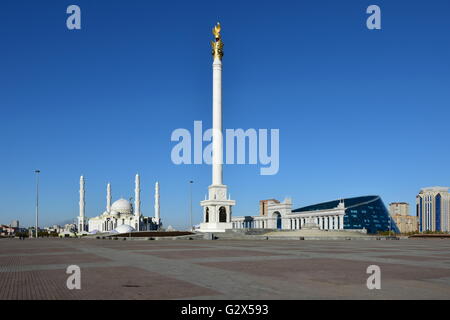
[1,0,449,229]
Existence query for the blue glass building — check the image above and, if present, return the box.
[293,195,399,234]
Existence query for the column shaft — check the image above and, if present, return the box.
[212,59,223,185]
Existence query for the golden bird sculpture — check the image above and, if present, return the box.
[211,22,224,60]
[213,22,221,39]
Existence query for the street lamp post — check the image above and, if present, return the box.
[35,170,40,239]
[189,180,193,231]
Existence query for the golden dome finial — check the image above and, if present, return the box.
[211,22,223,60]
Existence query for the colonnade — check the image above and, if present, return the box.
[232,215,344,230]
[288,215,344,230]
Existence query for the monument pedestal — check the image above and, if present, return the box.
[199,222,233,233]
[199,185,235,233]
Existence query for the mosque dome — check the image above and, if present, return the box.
[111,198,132,214]
[114,224,135,234]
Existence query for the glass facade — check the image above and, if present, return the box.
[293,195,399,234]
[436,193,441,231]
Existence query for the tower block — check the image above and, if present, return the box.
[200,23,235,232]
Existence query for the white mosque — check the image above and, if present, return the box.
[77,174,162,234]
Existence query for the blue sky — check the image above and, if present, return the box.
[1,0,449,229]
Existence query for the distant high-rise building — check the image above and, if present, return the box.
[416,187,450,232]
[389,202,417,233]
[389,202,409,216]
[10,220,19,228]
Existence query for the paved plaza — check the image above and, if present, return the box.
[1,238,450,299]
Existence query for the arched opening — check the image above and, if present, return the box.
[205,208,209,223]
[273,212,282,229]
[219,206,227,223]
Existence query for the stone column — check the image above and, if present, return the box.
[212,57,223,186]
[339,215,344,230]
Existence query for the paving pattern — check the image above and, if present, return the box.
[1,238,450,299]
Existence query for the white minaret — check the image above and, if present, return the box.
[199,23,235,232]
[106,183,111,212]
[135,174,141,217]
[154,181,160,221]
[134,173,141,231]
[78,175,86,232]
[134,174,141,231]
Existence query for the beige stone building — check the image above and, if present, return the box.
[389,202,418,233]
[416,187,450,232]
[259,199,280,216]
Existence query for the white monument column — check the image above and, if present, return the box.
[212,57,223,185]
[134,174,140,231]
[78,175,85,232]
[154,181,160,221]
[106,183,111,212]
[200,23,235,232]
